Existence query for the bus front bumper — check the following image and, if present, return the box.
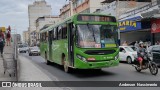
[75,59,119,69]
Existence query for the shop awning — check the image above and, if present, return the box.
[141,9,160,21]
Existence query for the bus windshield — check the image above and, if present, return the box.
[77,25,118,48]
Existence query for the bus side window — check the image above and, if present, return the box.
[58,26,62,40]
[52,29,54,40]
[52,28,56,40]
[45,32,47,42]
[55,27,58,40]
[62,24,67,39]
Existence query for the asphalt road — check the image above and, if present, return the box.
[20,53,160,90]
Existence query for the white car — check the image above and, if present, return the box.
[28,46,40,56]
[18,44,29,53]
[119,46,137,64]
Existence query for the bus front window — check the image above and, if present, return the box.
[77,25,117,48]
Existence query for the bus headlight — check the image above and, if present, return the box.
[115,54,119,60]
[76,54,87,62]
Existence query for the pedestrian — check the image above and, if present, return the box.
[137,42,146,69]
[155,40,160,45]
[6,29,11,46]
[134,41,139,47]
[122,41,128,46]
[0,29,5,56]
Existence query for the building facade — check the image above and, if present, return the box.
[23,31,29,44]
[35,15,60,40]
[28,0,52,46]
[71,0,104,14]
[118,0,160,45]
[97,0,151,19]
[60,3,73,20]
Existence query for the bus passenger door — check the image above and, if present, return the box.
[68,23,74,66]
[49,31,52,60]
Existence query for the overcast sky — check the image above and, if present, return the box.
[0,0,68,35]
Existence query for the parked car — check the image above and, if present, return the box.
[147,45,160,66]
[128,41,136,46]
[130,46,138,51]
[28,46,40,56]
[18,44,29,53]
[119,46,137,64]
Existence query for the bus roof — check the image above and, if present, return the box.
[40,13,117,33]
[40,15,74,33]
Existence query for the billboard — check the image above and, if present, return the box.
[151,19,160,33]
[119,16,142,32]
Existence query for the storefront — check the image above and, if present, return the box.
[119,16,151,45]
[151,19,160,44]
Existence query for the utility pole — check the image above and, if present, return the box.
[70,0,73,16]
[116,0,121,45]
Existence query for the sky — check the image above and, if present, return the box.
[0,0,68,36]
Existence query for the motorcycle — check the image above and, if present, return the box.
[132,52,158,75]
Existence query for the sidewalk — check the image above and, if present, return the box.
[0,44,16,81]
[15,55,71,90]
[0,44,71,90]
[18,55,53,81]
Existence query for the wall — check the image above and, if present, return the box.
[119,1,155,20]
[28,1,52,45]
[89,0,104,13]
[60,3,71,20]
[73,0,90,14]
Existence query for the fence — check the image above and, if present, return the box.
[3,34,18,81]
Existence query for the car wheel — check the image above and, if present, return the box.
[127,57,132,64]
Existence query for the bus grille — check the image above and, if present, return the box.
[84,50,115,55]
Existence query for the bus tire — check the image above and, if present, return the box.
[63,57,72,73]
[95,69,102,72]
[45,52,50,65]
[127,57,132,64]
[47,60,51,65]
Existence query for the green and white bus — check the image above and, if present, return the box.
[40,13,119,72]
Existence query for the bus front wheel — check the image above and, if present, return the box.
[63,57,72,73]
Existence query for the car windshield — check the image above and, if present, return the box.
[130,46,137,51]
[124,47,135,52]
[23,45,28,47]
[31,47,39,50]
[19,45,23,48]
[77,25,118,48]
